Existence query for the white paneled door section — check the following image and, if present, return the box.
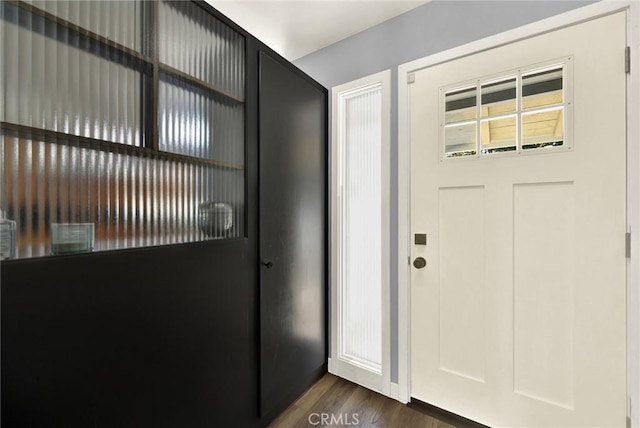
[331,71,390,395]
[410,13,627,427]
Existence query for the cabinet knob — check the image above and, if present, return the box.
[262,261,273,269]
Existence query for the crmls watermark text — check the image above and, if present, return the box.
[308,412,360,426]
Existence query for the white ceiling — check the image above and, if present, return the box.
[207,0,429,60]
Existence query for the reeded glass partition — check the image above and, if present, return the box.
[158,0,245,99]
[0,0,246,260]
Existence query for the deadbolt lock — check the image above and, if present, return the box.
[413,257,427,269]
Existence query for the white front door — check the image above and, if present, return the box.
[410,12,627,427]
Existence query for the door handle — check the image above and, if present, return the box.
[262,261,273,269]
[413,257,426,269]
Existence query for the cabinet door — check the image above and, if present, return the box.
[258,52,327,418]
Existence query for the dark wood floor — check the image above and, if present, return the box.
[268,374,455,428]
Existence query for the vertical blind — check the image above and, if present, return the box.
[0,0,246,260]
[339,86,383,373]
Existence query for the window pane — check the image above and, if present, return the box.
[24,0,142,51]
[445,87,476,124]
[0,0,247,260]
[158,0,245,99]
[2,2,142,146]
[0,135,245,259]
[522,67,563,110]
[481,77,516,117]
[159,74,245,164]
[340,88,383,372]
[522,108,564,150]
[445,122,476,158]
[481,116,517,154]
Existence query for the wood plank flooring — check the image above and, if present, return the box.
[268,374,455,428]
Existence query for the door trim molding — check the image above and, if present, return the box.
[397,0,640,422]
[330,69,392,396]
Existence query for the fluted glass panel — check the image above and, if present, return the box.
[1,0,246,260]
[0,135,245,259]
[2,1,142,146]
[339,87,382,373]
[158,0,245,99]
[22,0,141,51]
[159,74,244,164]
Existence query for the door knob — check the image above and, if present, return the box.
[413,257,426,269]
[262,261,273,269]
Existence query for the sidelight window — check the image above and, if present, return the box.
[331,70,391,389]
[441,58,571,160]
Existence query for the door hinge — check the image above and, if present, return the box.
[626,46,631,74]
[626,232,632,258]
[407,72,415,84]
[627,416,631,428]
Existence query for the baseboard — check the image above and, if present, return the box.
[408,398,489,428]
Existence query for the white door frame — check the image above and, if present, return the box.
[397,1,640,425]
